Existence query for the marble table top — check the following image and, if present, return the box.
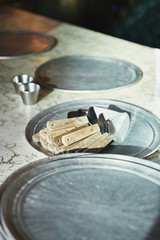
[0,7,160,185]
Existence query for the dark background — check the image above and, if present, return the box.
[1,0,160,48]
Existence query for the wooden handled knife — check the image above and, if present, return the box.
[47,116,89,130]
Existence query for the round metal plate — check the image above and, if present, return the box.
[0,31,57,59]
[35,55,142,92]
[0,153,160,240]
[25,99,160,158]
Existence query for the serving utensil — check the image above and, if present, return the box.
[58,111,130,153]
[33,106,130,154]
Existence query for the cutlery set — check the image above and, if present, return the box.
[32,106,130,154]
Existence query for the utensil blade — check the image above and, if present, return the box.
[107,112,130,144]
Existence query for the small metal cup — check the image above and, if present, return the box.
[12,74,33,94]
[19,83,40,105]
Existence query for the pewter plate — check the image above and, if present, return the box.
[35,55,142,91]
[0,153,160,240]
[0,31,57,59]
[25,99,160,158]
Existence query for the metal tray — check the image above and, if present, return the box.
[0,31,57,59]
[35,55,142,92]
[25,99,160,158]
[0,153,160,240]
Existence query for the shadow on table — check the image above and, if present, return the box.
[145,212,160,240]
[37,87,53,102]
[100,144,146,157]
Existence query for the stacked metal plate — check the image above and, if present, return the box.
[0,153,160,240]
